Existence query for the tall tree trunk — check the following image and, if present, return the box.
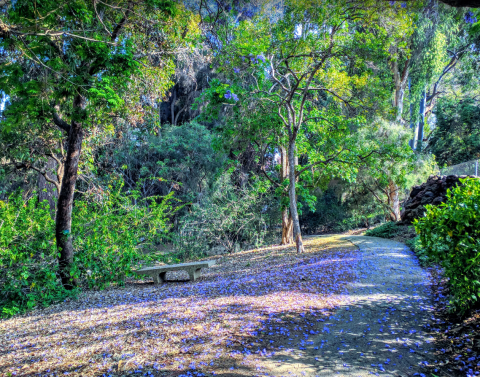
[288,139,304,253]
[391,57,409,124]
[38,157,58,218]
[387,180,400,221]
[280,145,293,245]
[56,94,85,289]
[408,77,416,150]
[395,86,406,123]
[281,209,293,245]
[417,90,426,152]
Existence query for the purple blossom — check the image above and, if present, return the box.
[224,90,239,102]
[257,55,266,63]
[234,68,240,73]
[401,2,406,8]
[465,11,477,24]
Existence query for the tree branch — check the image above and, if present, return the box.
[53,112,70,133]
[111,1,133,42]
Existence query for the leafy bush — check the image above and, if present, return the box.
[431,97,480,166]
[111,122,223,204]
[0,180,174,317]
[365,222,400,238]
[71,180,174,289]
[0,194,74,317]
[175,175,272,259]
[404,235,432,266]
[415,178,480,313]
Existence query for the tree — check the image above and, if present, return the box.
[200,1,413,252]
[0,0,195,288]
[430,97,480,165]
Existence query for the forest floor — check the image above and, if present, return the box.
[0,235,444,377]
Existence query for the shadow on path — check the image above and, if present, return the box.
[256,236,436,377]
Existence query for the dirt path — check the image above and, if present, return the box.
[261,236,436,377]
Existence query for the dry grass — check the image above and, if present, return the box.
[0,236,358,377]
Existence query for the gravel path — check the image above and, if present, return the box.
[263,235,436,377]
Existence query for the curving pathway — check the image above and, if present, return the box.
[263,235,436,377]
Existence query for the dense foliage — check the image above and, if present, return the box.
[111,122,223,203]
[0,194,67,317]
[430,97,480,166]
[365,222,401,238]
[175,174,275,260]
[0,183,174,316]
[415,178,480,313]
[1,0,480,316]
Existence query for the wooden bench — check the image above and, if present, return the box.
[136,260,216,284]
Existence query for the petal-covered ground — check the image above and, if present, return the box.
[260,236,436,377]
[426,266,480,376]
[0,236,359,377]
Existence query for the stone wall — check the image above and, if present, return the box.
[400,175,478,224]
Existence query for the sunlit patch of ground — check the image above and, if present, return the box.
[0,236,358,377]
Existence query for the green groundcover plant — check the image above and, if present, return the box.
[0,180,174,317]
[365,222,400,239]
[415,178,480,313]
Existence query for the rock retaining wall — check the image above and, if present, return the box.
[401,175,478,224]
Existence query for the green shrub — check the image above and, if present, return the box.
[415,177,480,313]
[0,180,174,317]
[71,180,175,289]
[175,175,271,259]
[365,222,399,239]
[404,235,432,266]
[0,193,74,317]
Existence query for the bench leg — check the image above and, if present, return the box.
[152,272,167,285]
[188,268,202,281]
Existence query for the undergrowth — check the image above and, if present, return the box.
[0,180,174,317]
[364,222,400,238]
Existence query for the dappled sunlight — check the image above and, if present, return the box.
[0,236,435,377]
[0,236,359,376]
[256,236,435,376]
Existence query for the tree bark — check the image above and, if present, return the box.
[280,145,293,245]
[394,86,406,123]
[55,94,85,289]
[38,157,58,218]
[387,180,400,221]
[281,209,293,245]
[288,139,304,253]
[417,90,426,152]
[392,58,409,124]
